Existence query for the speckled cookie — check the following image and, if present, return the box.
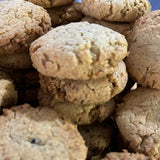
[116,87,160,158]
[82,16,134,37]
[0,103,87,160]
[0,0,51,55]
[27,0,74,8]
[0,71,17,108]
[126,10,160,89]
[38,89,115,125]
[78,123,114,160]
[101,151,156,160]
[39,61,128,105]
[81,0,151,22]
[47,3,83,27]
[30,22,128,80]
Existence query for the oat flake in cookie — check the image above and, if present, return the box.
[0,104,87,160]
[30,22,128,80]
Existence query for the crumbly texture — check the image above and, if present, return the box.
[126,10,160,89]
[0,0,51,55]
[116,87,160,158]
[27,0,74,8]
[82,16,134,37]
[0,104,87,160]
[38,89,115,125]
[0,71,17,108]
[78,123,114,160]
[30,22,128,80]
[39,61,128,105]
[47,3,83,27]
[81,0,151,22]
[101,151,156,160]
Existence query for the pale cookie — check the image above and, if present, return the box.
[47,3,83,27]
[39,61,128,105]
[0,0,51,55]
[0,104,87,160]
[30,22,128,80]
[101,151,156,160]
[126,10,160,89]
[81,0,151,22]
[38,89,115,125]
[82,16,134,37]
[0,71,17,108]
[116,87,160,158]
[27,0,74,8]
[78,123,114,160]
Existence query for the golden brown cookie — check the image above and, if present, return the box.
[0,103,87,160]
[30,22,128,80]
[39,61,128,105]
[81,0,151,22]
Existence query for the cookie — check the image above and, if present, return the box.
[81,0,151,22]
[27,0,74,8]
[38,89,115,125]
[101,151,156,160]
[126,10,160,89]
[116,87,160,158]
[82,16,134,37]
[0,103,87,160]
[30,22,128,80]
[47,3,83,27]
[0,0,51,55]
[39,61,128,105]
[0,71,17,108]
[78,123,114,160]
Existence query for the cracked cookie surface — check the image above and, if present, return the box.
[39,61,127,105]
[126,10,160,89]
[81,0,151,22]
[116,87,160,158]
[38,89,115,125]
[0,103,87,160]
[0,0,51,55]
[30,22,128,80]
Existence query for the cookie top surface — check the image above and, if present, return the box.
[126,10,160,89]
[28,0,74,8]
[116,87,160,157]
[0,103,87,160]
[30,22,128,80]
[0,0,51,55]
[81,0,151,22]
[39,61,128,105]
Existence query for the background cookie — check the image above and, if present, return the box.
[39,61,128,105]
[126,10,160,89]
[0,104,87,160]
[116,87,160,158]
[30,22,128,80]
[81,0,151,22]
[38,89,115,125]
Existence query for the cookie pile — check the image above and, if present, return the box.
[0,0,159,159]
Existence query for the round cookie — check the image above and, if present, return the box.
[78,123,114,160]
[0,71,17,108]
[0,103,87,160]
[126,10,160,89]
[116,87,160,158]
[28,0,74,8]
[30,22,128,80]
[101,151,156,160]
[82,16,134,37]
[80,0,151,22]
[38,89,115,125]
[47,3,83,27]
[39,61,128,105]
[0,0,51,55]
